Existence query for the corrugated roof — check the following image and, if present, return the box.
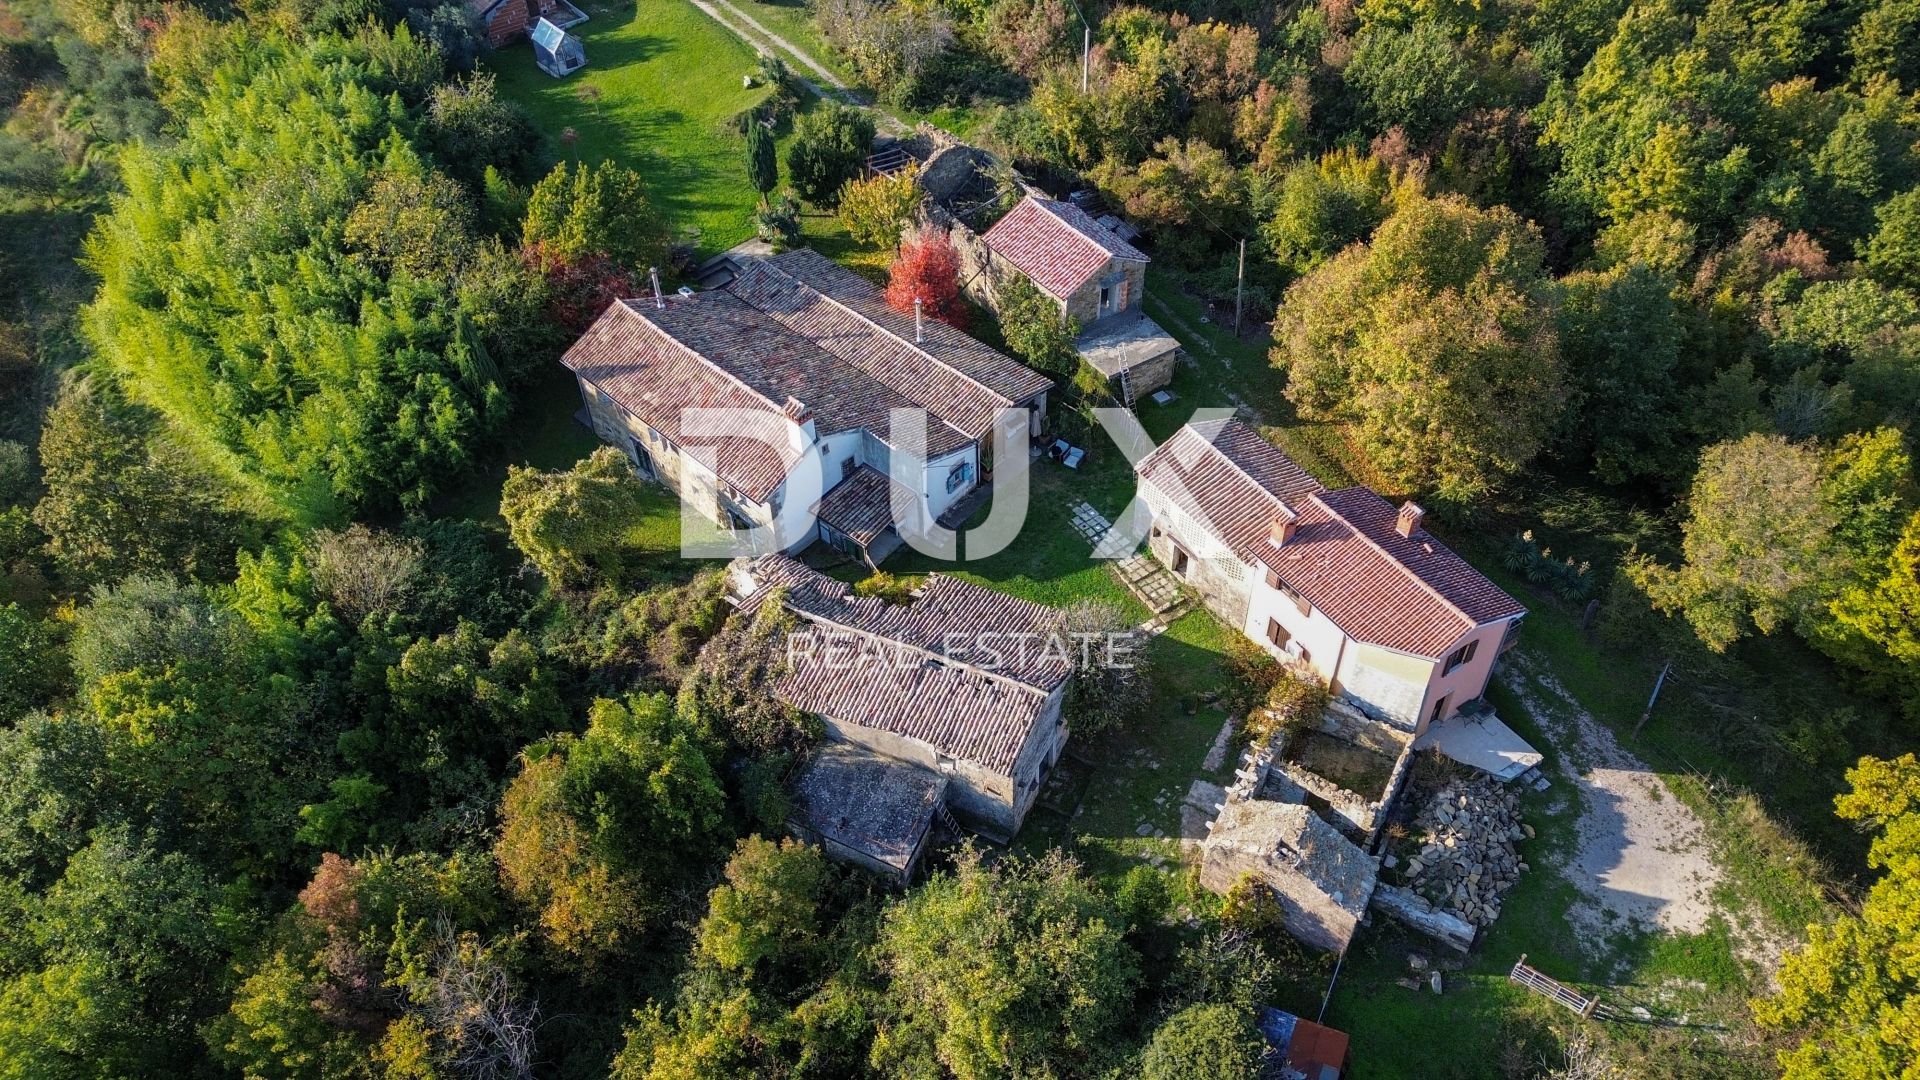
[1136,419,1524,658]
[735,554,1069,773]
[983,195,1150,300]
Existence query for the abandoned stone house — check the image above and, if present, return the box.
[1200,799,1378,954]
[561,249,1053,566]
[1135,418,1527,738]
[978,195,1183,406]
[727,553,1073,879]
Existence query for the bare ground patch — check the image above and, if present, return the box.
[1502,651,1728,955]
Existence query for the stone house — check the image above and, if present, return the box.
[979,195,1181,405]
[562,250,1053,566]
[1199,799,1378,952]
[1135,419,1526,737]
[728,553,1074,844]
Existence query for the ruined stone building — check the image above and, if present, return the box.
[727,554,1073,878]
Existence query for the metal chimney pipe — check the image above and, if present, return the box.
[914,296,924,343]
[650,267,664,309]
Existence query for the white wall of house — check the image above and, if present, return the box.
[580,374,995,556]
[1139,471,1513,736]
[1241,565,1353,684]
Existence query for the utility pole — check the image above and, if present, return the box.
[1083,25,1091,93]
[1234,237,1246,336]
[1632,660,1672,740]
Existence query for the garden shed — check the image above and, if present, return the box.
[531,18,585,78]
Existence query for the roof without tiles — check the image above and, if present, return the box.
[1136,419,1524,658]
[789,741,946,872]
[733,554,1070,773]
[983,195,1151,300]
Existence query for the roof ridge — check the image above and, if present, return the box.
[783,595,1053,698]
[1182,422,1316,524]
[1033,198,1128,268]
[753,257,1017,409]
[1037,196,1142,260]
[1306,489,1477,630]
[616,298,786,417]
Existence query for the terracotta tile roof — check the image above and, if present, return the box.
[561,267,1000,500]
[730,252,1051,438]
[813,465,913,547]
[1136,419,1524,658]
[733,554,1069,773]
[983,195,1150,300]
[754,250,1053,410]
[559,300,796,501]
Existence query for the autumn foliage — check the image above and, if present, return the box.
[884,229,968,332]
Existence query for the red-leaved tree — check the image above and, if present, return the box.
[884,228,968,332]
[523,241,639,333]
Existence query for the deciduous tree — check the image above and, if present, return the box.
[495,693,725,963]
[884,227,967,330]
[1273,194,1564,500]
[871,847,1140,1079]
[523,159,670,272]
[1755,753,1920,1077]
[839,163,921,249]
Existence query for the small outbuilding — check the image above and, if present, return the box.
[531,17,586,78]
[1258,1007,1351,1080]
[786,742,948,886]
[1199,799,1379,953]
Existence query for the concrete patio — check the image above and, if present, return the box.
[1414,706,1544,782]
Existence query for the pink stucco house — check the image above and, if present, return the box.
[1135,419,1526,736]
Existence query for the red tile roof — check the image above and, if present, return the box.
[734,554,1069,772]
[983,196,1150,300]
[1136,419,1524,658]
[559,300,797,501]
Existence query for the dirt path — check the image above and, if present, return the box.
[1502,650,1723,950]
[686,0,909,133]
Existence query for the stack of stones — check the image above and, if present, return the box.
[1400,776,1533,929]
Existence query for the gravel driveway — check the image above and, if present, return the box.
[1503,650,1723,948]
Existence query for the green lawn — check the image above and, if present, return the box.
[487,0,774,256]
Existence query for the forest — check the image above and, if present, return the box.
[1,0,1919,1075]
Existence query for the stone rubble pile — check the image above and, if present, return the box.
[1400,776,1533,929]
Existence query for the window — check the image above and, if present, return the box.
[945,460,973,494]
[1266,618,1289,648]
[1444,639,1479,675]
[840,456,857,482]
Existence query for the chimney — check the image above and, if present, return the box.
[1268,508,1297,546]
[914,296,924,343]
[650,266,664,309]
[1396,501,1425,539]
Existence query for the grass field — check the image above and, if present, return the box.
[487,0,774,256]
